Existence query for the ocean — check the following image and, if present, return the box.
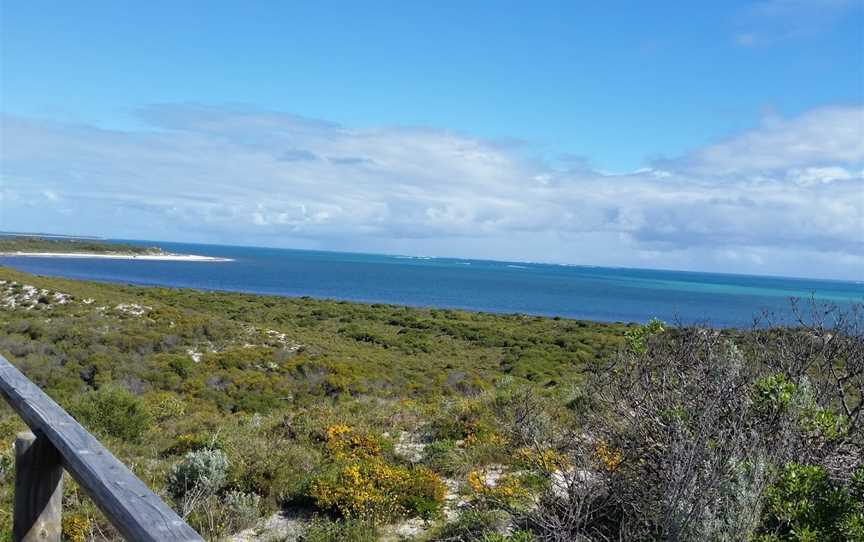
[1,240,861,328]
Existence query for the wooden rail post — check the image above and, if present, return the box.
[1,354,205,541]
[13,431,63,542]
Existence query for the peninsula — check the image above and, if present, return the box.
[0,236,232,262]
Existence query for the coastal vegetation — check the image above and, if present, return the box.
[0,267,860,541]
[0,236,163,255]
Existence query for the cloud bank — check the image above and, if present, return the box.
[1,104,862,280]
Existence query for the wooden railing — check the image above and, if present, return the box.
[0,354,204,542]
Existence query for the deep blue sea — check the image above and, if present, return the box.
[1,240,862,328]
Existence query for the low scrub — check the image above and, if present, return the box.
[309,424,446,522]
[70,386,152,441]
[0,268,861,541]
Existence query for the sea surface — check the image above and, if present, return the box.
[2,240,862,328]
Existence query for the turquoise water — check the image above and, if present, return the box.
[1,240,861,327]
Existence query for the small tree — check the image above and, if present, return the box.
[527,304,863,542]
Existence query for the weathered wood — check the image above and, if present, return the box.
[0,354,204,542]
[14,431,63,542]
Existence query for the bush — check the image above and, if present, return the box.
[514,310,864,542]
[61,514,89,542]
[70,386,152,441]
[160,433,214,457]
[400,465,448,519]
[0,450,11,480]
[219,490,261,533]
[324,424,381,460]
[468,469,530,509]
[422,439,461,475]
[228,440,321,506]
[430,508,511,541]
[143,391,187,422]
[310,459,446,522]
[623,318,664,354]
[513,447,569,475]
[753,373,798,415]
[756,463,864,542]
[430,399,487,441]
[300,517,377,542]
[166,448,229,502]
[309,424,446,521]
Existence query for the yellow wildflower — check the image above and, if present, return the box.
[594,440,623,472]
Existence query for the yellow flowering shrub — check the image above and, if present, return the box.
[310,425,445,522]
[325,424,381,460]
[464,431,508,448]
[514,447,569,473]
[403,465,448,515]
[62,513,89,542]
[467,469,529,507]
[467,470,487,493]
[310,459,446,521]
[594,441,623,472]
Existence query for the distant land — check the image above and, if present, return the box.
[0,235,232,262]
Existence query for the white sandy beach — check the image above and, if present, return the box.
[0,251,234,262]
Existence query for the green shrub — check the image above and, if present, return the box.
[300,517,377,542]
[756,463,864,542]
[800,407,847,442]
[167,354,193,378]
[753,373,797,415]
[624,318,665,354]
[219,490,261,533]
[400,465,448,519]
[0,450,11,480]
[160,433,214,457]
[143,390,187,422]
[166,448,229,501]
[70,386,152,441]
[852,469,864,502]
[422,439,461,475]
[430,399,487,441]
[430,508,511,541]
[228,441,321,506]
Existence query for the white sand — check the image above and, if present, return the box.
[0,251,233,262]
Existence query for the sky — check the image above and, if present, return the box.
[0,1,862,280]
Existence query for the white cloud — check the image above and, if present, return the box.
[0,104,862,280]
[667,106,864,175]
[787,166,863,186]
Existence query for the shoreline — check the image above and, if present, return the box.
[0,251,233,262]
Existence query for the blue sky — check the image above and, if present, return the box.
[1,1,863,279]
